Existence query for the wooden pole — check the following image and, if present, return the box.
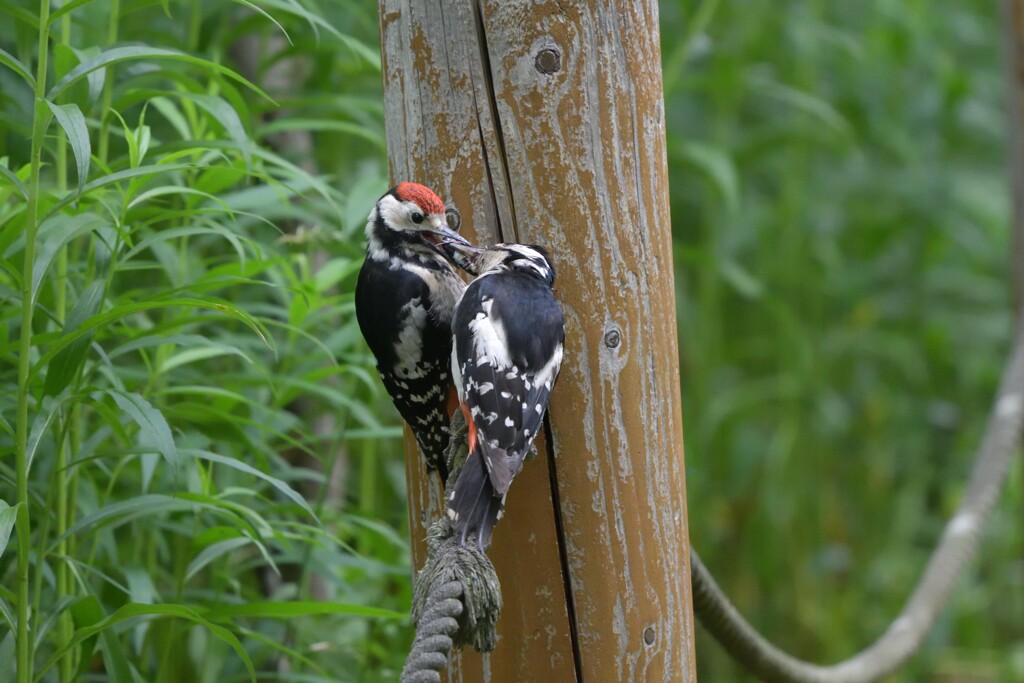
[379,2,697,679]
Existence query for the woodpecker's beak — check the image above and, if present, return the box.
[440,240,483,275]
[418,219,472,255]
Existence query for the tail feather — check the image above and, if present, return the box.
[447,450,503,552]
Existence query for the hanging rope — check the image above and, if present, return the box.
[400,412,503,683]
[691,316,1024,682]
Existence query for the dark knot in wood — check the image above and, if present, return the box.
[644,626,656,646]
[535,48,561,74]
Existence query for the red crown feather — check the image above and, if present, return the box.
[394,182,446,216]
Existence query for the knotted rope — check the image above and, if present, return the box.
[400,412,502,683]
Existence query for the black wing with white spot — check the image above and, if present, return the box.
[447,268,564,549]
[356,257,457,480]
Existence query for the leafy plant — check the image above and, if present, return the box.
[0,1,410,681]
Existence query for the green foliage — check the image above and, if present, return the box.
[0,0,409,680]
[662,0,1021,679]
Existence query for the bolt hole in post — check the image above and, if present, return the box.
[446,205,461,232]
[534,47,562,74]
[644,626,657,647]
[604,327,622,349]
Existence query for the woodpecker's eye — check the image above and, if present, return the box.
[410,211,424,224]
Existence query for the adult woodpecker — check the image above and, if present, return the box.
[355,182,472,482]
[445,243,565,550]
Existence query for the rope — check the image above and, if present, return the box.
[691,317,1024,682]
[400,412,503,683]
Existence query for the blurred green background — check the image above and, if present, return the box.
[0,0,1019,681]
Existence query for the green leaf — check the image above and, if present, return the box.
[0,1,38,29]
[184,537,251,582]
[54,494,246,550]
[46,101,91,195]
[0,162,28,199]
[719,258,765,299]
[70,46,104,106]
[47,46,273,102]
[751,75,853,141]
[31,214,109,305]
[44,280,105,397]
[106,390,178,469]
[110,109,141,168]
[178,93,251,165]
[258,118,384,148]
[0,597,13,632]
[313,258,361,293]
[148,96,190,141]
[70,596,104,681]
[159,346,253,373]
[141,222,249,271]
[259,0,379,68]
[0,46,34,88]
[230,0,292,44]
[48,0,101,24]
[43,280,104,393]
[235,627,331,678]
[0,634,12,682]
[37,603,256,683]
[108,333,239,360]
[186,449,316,519]
[202,600,404,621]
[0,502,21,562]
[126,186,234,214]
[43,163,196,219]
[26,396,63,472]
[674,140,740,215]
[31,297,273,383]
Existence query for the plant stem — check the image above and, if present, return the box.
[54,8,74,683]
[188,0,202,53]
[16,2,52,681]
[97,0,119,162]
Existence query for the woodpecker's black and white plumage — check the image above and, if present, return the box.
[445,243,565,550]
[355,182,472,482]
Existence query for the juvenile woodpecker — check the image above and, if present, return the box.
[445,243,565,550]
[355,182,472,482]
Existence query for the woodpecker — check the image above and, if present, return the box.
[355,182,472,482]
[444,243,565,550]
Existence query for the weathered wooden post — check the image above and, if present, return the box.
[379,2,697,679]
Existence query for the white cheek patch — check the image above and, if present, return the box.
[377,195,418,231]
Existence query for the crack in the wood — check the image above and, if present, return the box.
[543,417,584,683]
[471,0,520,242]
